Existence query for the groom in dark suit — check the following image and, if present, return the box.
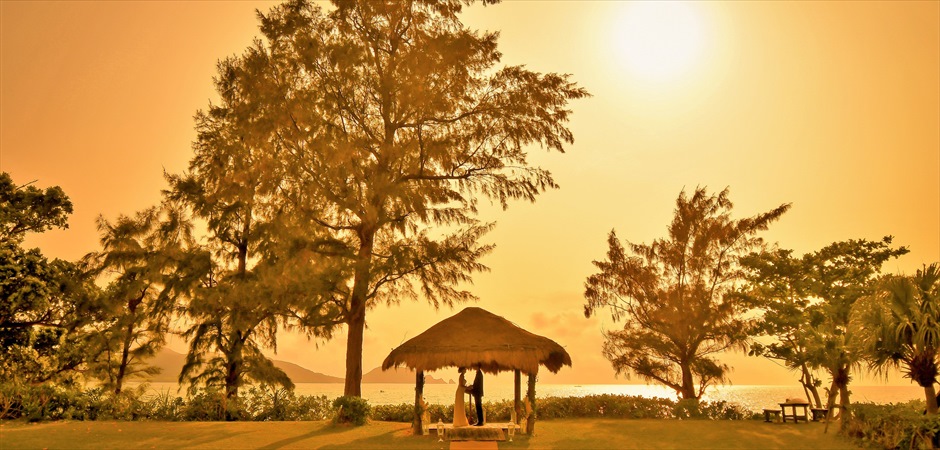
[472,369,484,426]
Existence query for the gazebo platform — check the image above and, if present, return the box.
[429,423,517,441]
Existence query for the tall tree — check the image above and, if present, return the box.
[740,249,826,408]
[855,263,940,414]
[168,50,343,404]
[584,187,790,400]
[83,205,199,394]
[0,172,101,383]
[242,0,588,396]
[801,237,908,422]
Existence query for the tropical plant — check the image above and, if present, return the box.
[856,263,940,413]
[584,187,790,400]
[801,237,908,422]
[740,249,826,407]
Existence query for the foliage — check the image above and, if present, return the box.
[803,238,907,421]
[224,0,590,397]
[0,172,72,243]
[167,36,345,404]
[855,263,940,413]
[584,187,790,399]
[333,395,372,426]
[741,237,909,421]
[83,205,202,394]
[0,382,338,422]
[242,385,333,421]
[374,395,751,423]
[842,401,940,449]
[740,249,826,406]
[0,172,103,384]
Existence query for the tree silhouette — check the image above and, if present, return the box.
[83,205,198,394]
[227,0,589,396]
[800,237,908,423]
[740,249,826,408]
[168,50,344,405]
[856,264,940,414]
[0,172,101,383]
[584,187,790,400]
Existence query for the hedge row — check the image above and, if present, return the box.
[1,383,751,423]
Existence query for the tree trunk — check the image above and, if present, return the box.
[925,384,939,415]
[414,370,424,435]
[924,383,938,414]
[680,362,697,399]
[526,372,537,435]
[115,319,135,395]
[800,364,823,408]
[514,370,522,424]
[225,334,244,400]
[838,383,851,423]
[344,230,375,397]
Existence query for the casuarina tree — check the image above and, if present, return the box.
[584,187,790,400]
[237,0,588,396]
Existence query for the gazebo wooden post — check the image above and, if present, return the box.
[526,371,537,435]
[514,369,522,425]
[414,370,424,435]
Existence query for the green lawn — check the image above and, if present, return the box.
[0,419,861,449]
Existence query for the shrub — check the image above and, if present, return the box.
[292,394,334,421]
[0,382,93,421]
[332,396,371,426]
[371,395,750,423]
[181,388,243,421]
[841,401,940,449]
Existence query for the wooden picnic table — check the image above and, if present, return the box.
[779,401,810,423]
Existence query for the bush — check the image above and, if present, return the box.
[372,395,750,423]
[180,388,243,421]
[0,382,93,421]
[841,401,940,449]
[0,382,751,423]
[242,385,333,421]
[332,396,371,426]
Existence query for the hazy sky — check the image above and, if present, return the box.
[2,1,938,387]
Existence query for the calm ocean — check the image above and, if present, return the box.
[138,382,923,413]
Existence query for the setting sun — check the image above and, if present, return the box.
[612,1,707,81]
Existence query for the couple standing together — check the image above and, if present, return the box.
[454,368,484,427]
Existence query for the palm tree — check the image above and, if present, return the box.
[856,263,940,413]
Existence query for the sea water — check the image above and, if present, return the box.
[137,382,923,413]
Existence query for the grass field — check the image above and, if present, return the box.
[0,419,860,449]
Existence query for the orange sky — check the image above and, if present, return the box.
[2,1,938,387]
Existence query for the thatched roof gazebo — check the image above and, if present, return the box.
[382,307,572,435]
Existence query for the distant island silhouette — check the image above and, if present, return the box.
[143,349,451,384]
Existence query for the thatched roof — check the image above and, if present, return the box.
[382,307,572,375]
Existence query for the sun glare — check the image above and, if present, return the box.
[613,2,707,82]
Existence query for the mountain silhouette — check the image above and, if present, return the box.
[143,348,449,384]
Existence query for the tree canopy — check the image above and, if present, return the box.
[584,187,790,399]
[210,0,590,396]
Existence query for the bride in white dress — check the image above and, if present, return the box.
[453,369,470,427]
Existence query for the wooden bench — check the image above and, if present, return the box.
[780,401,810,423]
[763,408,782,422]
[811,408,829,421]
